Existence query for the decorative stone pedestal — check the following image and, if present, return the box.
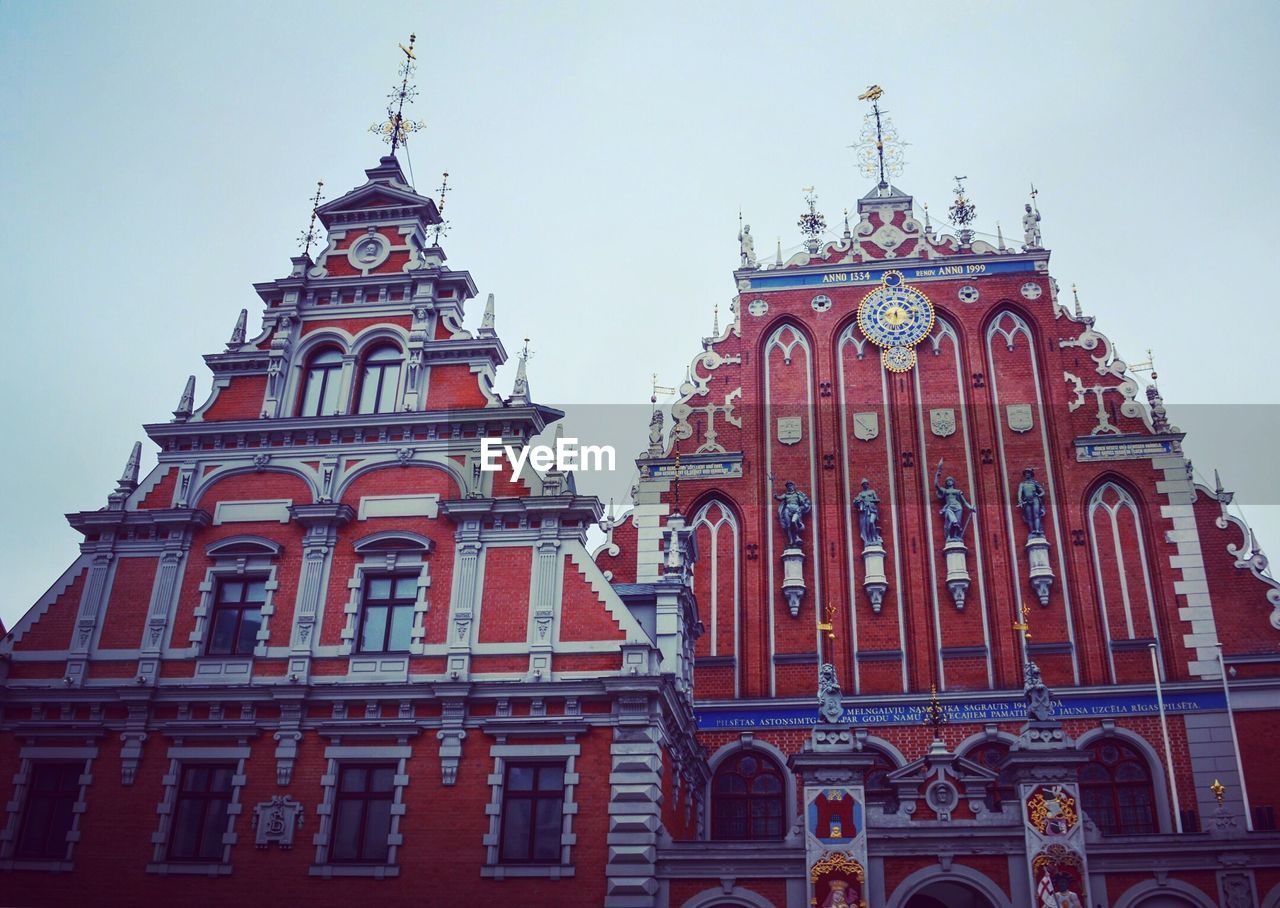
[781,546,806,617]
[861,543,888,613]
[1025,534,1054,605]
[943,539,970,609]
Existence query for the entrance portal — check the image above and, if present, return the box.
[903,880,996,908]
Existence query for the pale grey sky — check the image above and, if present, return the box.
[2,1,1278,628]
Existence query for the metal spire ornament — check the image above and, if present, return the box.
[921,685,949,740]
[948,176,977,247]
[797,187,827,255]
[297,180,325,256]
[854,85,905,192]
[431,171,451,245]
[369,34,427,155]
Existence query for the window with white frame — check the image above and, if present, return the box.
[311,745,410,878]
[354,344,402,415]
[147,746,248,875]
[299,348,344,417]
[189,538,281,662]
[357,574,417,654]
[482,741,579,879]
[0,746,96,872]
[339,534,433,659]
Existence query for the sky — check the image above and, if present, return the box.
[2,1,1278,628]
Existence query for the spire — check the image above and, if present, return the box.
[712,303,720,337]
[172,375,196,422]
[478,293,496,336]
[922,202,931,236]
[774,237,783,266]
[430,171,450,245]
[108,442,142,510]
[854,85,905,193]
[996,221,1005,251]
[227,309,248,348]
[842,207,851,239]
[297,180,325,257]
[1072,283,1083,319]
[369,34,426,156]
[510,338,532,405]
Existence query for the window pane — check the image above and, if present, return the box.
[331,800,363,860]
[751,774,781,794]
[376,364,400,413]
[198,799,229,860]
[236,608,262,654]
[1115,763,1147,782]
[357,365,381,414]
[209,767,235,793]
[533,797,562,861]
[368,576,392,600]
[318,369,340,416]
[501,800,532,861]
[340,766,368,793]
[183,765,210,791]
[169,798,203,859]
[218,581,244,603]
[370,767,396,793]
[245,580,267,603]
[508,766,535,792]
[394,576,418,599]
[361,799,392,861]
[387,606,413,651]
[208,609,238,655]
[300,372,324,416]
[716,774,747,794]
[360,607,388,652]
[536,765,564,792]
[17,804,53,857]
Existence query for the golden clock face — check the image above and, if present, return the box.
[857,271,935,364]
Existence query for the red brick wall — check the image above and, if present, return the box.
[97,556,159,650]
[477,547,532,643]
[203,375,268,421]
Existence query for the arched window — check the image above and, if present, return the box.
[355,345,402,414]
[965,741,1016,812]
[711,751,784,840]
[863,749,900,815]
[1079,739,1156,834]
[299,348,343,417]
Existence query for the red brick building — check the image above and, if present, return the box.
[2,129,1279,906]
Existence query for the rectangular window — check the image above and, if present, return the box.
[330,764,395,863]
[499,763,564,864]
[15,763,81,860]
[207,577,266,656]
[357,574,416,653]
[167,764,235,862]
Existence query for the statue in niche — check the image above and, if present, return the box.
[1017,467,1047,537]
[817,662,844,724]
[1024,660,1055,722]
[934,460,976,542]
[775,480,812,548]
[853,478,882,545]
[1023,203,1042,248]
[739,223,757,268]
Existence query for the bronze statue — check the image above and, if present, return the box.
[1017,467,1047,537]
[934,460,976,542]
[775,480,811,548]
[853,478,882,546]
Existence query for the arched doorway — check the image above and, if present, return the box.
[1132,897,1201,907]
[904,880,995,908]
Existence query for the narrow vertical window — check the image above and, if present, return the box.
[499,764,564,863]
[357,574,417,653]
[330,764,396,863]
[15,763,82,859]
[207,577,266,656]
[168,764,235,862]
[355,345,402,415]
[300,348,343,417]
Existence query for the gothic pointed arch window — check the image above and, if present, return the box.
[1087,481,1161,681]
[691,500,740,682]
[355,344,403,414]
[710,751,785,840]
[1079,738,1157,834]
[299,347,343,417]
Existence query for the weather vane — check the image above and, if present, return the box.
[854,85,905,190]
[431,171,451,245]
[369,33,427,155]
[798,187,827,255]
[298,180,325,256]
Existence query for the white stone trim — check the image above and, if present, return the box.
[357,494,440,520]
[1088,482,1163,682]
[1111,878,1216,908]
[146,745,249,875]
[691,501,740,674]
[0,745,97,872]
[1075,725,1174,834]
[480,740,580,878]
[884,862,1013,908]
[1154,469,1220,678]
[703,737,798,844]
[310,745,410,878]
[212,500,293,525]
[337,552,432,667]
[185,553,282,670]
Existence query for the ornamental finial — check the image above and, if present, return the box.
[948,176,976,247]
[798,187,826,255]
[1211,778,1226,806]
[431,171,450,245]
[854,85,905,191]
[298,180,325,256]
[369,33,427,155]
[921,685,948,740]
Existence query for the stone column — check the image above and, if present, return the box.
[137,509,211,685]
[605,702,664,908]
[286,503,354,683]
